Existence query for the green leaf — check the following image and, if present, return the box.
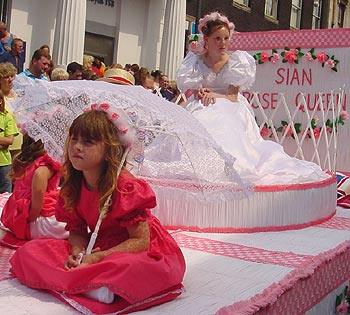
[344,286,348,296]
[332,68,338,72]
[311,119,317,129]
[295,123,301,134]
[281,120,288,126]
[282,59,287,63]
[310,48,315,54]
[272,49,277,54]
[193,34,198,41]
[336,294,342,306]
[295,60,299,64]
[258,60,264,64]
[284,46,290,51]
[276,127,283,132]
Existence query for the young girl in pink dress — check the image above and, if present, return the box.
[10,108,186,314]
[1,133,68,240]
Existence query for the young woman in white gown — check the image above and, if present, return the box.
[176,12,329,186]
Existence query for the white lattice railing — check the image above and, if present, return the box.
[251,88,345,173]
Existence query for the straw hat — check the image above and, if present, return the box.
[97,68,135,85]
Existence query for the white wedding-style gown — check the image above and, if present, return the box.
[176,51,330,186]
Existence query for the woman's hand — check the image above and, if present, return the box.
[201,91,218,106]
[194,87,211,100]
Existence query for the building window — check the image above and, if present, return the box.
[312,0,322,29]
[290,0,302,29]
[338,1,346,27]
[265,0,278,19]
[233,0,249,6]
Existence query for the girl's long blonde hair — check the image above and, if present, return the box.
[60,110,126,212]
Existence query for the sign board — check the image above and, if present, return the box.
[230,28,350,172]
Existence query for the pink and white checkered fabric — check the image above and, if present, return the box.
[229,28,350,51]
[173,233,311,268]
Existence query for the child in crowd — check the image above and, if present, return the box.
[1,133,68,239]
[0,89,18,193]
[10,109,185,312]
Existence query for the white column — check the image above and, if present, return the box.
[159,0,186,80]
[52,0,86,67]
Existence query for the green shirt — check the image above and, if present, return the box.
[0,110,19,166]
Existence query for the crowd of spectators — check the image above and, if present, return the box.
[0,38,186,107]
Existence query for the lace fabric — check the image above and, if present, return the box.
[10,76,254,202]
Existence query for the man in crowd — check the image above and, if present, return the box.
[18,48,50,80]
[0,22,15,56]
[0,38,25,73]
[67,62,83,80]
[157,74,174,101]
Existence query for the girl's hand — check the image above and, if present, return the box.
[64,251,84,270]
[79,250,103,267]
[64,247,102,270]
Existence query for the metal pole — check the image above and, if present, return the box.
[195,0,202,33]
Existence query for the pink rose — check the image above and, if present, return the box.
[99,103,110,111]
[304,52,313,62]
[316,52,328,63]
[260,126,269,137]
[326,59,335,68]
[189,41,205,55]
[270,53,280,64]
[284,50,298,64]
[313,127,320,139]
[341,111,349,121]
[336,299,349,314]
[282,125,293,137]
[261,52,269,63]
[326,126,332,133]
[109,112,120,121]
[91,103,98,110]
[118,125,128,134]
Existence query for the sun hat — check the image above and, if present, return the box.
[97,68,135,85]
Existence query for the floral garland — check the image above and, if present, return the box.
[253,47,339,72]
[260,110,348,139]
[335,285,350,314]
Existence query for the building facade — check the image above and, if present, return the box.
[1,0,186,79]
[186,0,350,33]
[0,0,349,79]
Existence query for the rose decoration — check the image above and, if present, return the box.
[253,47,339,71]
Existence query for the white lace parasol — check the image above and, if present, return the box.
[10,76,253,202]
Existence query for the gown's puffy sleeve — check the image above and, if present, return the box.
[113,172,157,227]
[176,52,204,92]
[223,50,256,90]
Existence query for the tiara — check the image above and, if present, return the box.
[198,12,235,34]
